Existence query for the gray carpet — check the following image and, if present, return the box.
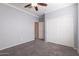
[0,39,79,56]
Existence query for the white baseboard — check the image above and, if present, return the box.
[0,39,33,51]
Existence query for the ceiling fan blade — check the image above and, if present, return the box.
[35,6,38,11]
[24,4,31,8]
[37,3,47,6]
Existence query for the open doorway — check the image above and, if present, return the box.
[34,22,45,41]
[34,22,39,40]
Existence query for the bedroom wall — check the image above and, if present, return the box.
[0,3,38,50]
[45,4,77,48]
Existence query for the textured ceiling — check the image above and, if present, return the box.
[8,3,74,17]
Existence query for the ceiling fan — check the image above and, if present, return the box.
[24,3,47,11]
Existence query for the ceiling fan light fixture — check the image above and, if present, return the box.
[24,3,47,11]
[32,3,37,7]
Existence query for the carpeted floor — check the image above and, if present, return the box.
[0,39,79,56]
